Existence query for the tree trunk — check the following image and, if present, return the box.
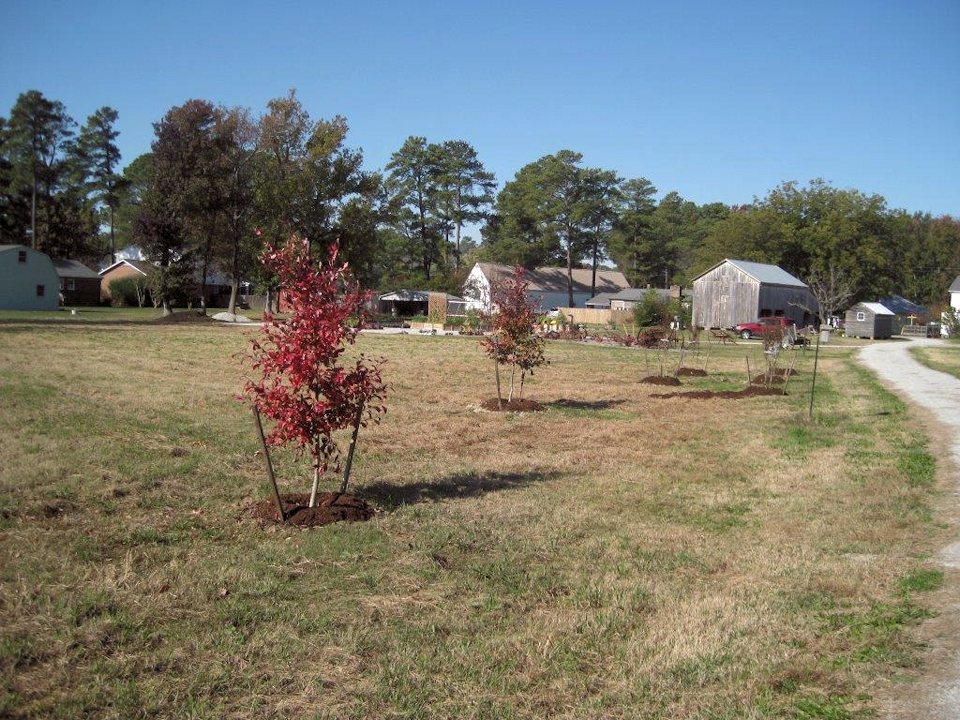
[30,181,37,250]
[519,371,526,401]
[339,401,366,494]
[591,239,599,298]
[508,363,516,402]
[161,298,172,317]
[494,359,502,410]
[109,204,116,265]
[227,280,239,316]
[566,244,575,307]
[309,463,321,508]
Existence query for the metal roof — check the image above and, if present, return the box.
[950,275,960,293]
[856,302,895,316]
[379,290,464,302]
[878,295,926,315]
[723,259,808,287]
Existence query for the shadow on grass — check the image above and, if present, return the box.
[544,399,626,411]
[360,469,563,510]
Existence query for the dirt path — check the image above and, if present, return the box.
[859,338,960,718]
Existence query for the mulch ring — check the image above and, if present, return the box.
[248,492,375,528]
[651,386,786,400]
[479,398,545,412]
[640,375,682,386]
[751,368,800,385]
[676,368,708,377]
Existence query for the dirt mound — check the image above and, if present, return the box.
[249,492,375,527]
[651,386,786,400]
[153,311,217,324]
[676,368,708,377]
[641,375,682,386]
[479,398,545,412]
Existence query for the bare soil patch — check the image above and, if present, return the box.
[651,386,786,400]
[640,375,682,385]
[249,492,375,527]
[479,398,545,412]
[676,368,708,377]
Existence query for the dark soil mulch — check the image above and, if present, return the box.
[751,368,799,385]
[651,386,787,400]
[676,368,709,377]
[480,398,545,412]
[249,492,375,527]
[152,311,217,324]
[640,375,682,386]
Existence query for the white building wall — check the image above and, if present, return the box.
[0,246,60,310]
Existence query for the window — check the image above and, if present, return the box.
[856,311,865,321]
[67,279,76,291]
[18,250,27,263]
[36,285,45,297]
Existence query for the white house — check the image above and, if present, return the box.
[949,276,960,311]
[0,245,60,310]
[463,262,630,311]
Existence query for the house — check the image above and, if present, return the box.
[845,302,894,339]
[99,258,156,303]
[53,259,100,306]
[950,276,960,311]
[378,290,467,318]
[878,294,928,333]
[0,244,60,311]
[691,258,816,329]
[464,262,630,311]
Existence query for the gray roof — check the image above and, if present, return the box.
[855,302,895,316]
[879,295,926,316]
[379,290,464,303]
[475,263,630,295]
[725,259,808,287]
[610,288,671,302]
[695,259,808,287]
[949,276,960,293]
[585,292,616,307]
[52,259,99,279]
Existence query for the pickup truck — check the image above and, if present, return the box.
[733,316,793,339]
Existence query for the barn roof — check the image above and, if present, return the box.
[475,262,630,294]
[857,302,895,316]
[724,259,808,287]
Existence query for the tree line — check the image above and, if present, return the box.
[2,88,958,315]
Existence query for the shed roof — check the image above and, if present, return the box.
[856,302,895,316]
[475,262,630,294]
[52,259,99,279]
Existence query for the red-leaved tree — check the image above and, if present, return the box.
[243,236,386,506]
[480,266,547,408]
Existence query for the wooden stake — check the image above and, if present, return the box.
[309,464,321,509]
[339,400,365,494]
[252,405,285,522]
[809,331,822,420]
[745,357,752,386]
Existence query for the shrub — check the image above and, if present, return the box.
[108,276,149,307]
[632,289,671,328]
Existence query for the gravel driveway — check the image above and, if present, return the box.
[859,338,960,718]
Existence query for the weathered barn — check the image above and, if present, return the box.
[844,302,894,339]
[53,259,100,306]
[691,259,816,329]
[0,244,60,310]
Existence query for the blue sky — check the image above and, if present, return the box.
[1,0,957,216]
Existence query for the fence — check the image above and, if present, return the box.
[555,307,634,326]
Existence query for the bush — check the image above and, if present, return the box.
[108,276,149,307]
[632,290,671,328]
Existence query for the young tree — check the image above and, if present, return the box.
[243,236,387,505]
[480,266,547,408]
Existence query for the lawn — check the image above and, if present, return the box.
[909,343,960,380]
[0,324,949,719]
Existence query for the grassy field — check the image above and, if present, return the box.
[909,343,960,380]
[0,324,949,719]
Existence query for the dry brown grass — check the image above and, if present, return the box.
[0,326,949,718]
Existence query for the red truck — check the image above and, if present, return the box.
[733,316,793,339]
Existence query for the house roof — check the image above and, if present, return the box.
[379,290,464,303]
[475,262,630,295]
[52,259,99,279]
[585,292,616,307]
[694,258,808,288]
[856,302,895,316]
[98,259,157,277]
[610,288,671,302]
[878,295,926,316]
[950,276,960,293]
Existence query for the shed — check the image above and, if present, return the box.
[53,259,100,306]
[0,244,60,310]
[464,262,630,311]
[844,302,894,339]
[691,258,816,329]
